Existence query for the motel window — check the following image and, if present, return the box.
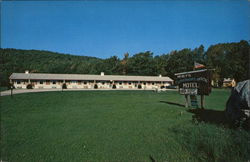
[40,81,44,84]
[46,80,50,85]
[84,82,87,85]
[152,83,155,85]
[52,81,56,84]
[119,82,122,85]
[102,82,105,85]
[143,82,146,85]
[128,82,131,85]
[17,81,21,84]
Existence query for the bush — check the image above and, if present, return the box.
[62,83,67,89]
[7,83,15,90]
[112,84,116,89]
[26,84,33,89]
[94,84,98,89]
[138,84,142,89]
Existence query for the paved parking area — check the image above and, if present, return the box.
[1,89,62,96]
[0,88,176,96]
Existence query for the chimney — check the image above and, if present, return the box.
[159,74,162,77]
[25,70,29,74]
[101,72,104,76]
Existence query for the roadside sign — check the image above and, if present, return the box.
[175,69,213,96]
[175,69,213,108]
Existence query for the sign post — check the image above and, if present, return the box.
[10,83,14,98]
[201,95,205,109]
[175,69,213,109]
[185,95,189,108]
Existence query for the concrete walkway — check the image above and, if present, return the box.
[0,88,177,96]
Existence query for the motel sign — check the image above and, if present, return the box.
[175,69,213,96]
[175,69,213,108]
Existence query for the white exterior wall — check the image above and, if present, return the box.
[34,83,62,89]
[12,79,172,90]
[96,83,111,89]
[66,81,94,89]
[13,82,27,89]
[13,80,63,89]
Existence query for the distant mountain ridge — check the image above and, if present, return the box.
[1,40,249,87]
[0,48,103,86]
[1,48,101,60]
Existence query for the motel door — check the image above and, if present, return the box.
[71,81,77,88]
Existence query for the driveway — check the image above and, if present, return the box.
[0,88,177,96]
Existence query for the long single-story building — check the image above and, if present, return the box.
[9,71,173,90]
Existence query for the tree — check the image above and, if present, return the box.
[127,51,156,76]
[164,49,194,80]
[121,53,129,75]
[206,40,250,84]
[103,56,121,74]
[1,40,249,87]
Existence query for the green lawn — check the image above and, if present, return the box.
[0,87,8,92]
[1,90,249,161]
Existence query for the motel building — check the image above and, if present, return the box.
[9,71,173,90]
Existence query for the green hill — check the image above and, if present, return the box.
[0,48,102,86]
[1,40,249,87]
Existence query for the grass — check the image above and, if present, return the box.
[0,87,8,92]
[1,89,249,161]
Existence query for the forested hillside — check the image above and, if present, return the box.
[0,49,102,86]
[1,40,249,87]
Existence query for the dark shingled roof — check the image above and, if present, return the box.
[10,73,173,82]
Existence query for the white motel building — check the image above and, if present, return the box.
[9,71,173,90]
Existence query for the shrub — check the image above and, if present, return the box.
[138,84,142,89]
[7,83,15,90]
[94,84,98,89]
[62,83,67,89]
[112,84,116,89]
[26,84,33,89]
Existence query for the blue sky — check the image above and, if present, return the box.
[1,0,249,58]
